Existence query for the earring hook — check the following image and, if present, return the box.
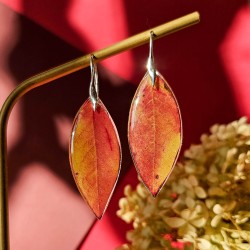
[89,54,99,111]
[147,31,157,86]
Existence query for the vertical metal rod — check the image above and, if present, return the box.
[0,12,200,250]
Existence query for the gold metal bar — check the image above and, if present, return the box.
[0,11,200,250]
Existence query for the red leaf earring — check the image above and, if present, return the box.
[69,55,121,219]
[128,32,182,197]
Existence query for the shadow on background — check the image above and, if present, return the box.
[5,1,136,248]
[123,0,245,147]
[2,0,247,248]
[101,0,246,245]
[8,1,135,188]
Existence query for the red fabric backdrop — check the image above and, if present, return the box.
[0,1,249,249]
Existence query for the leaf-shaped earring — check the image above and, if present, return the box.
[69,55,121,219]
[128,32,182,197]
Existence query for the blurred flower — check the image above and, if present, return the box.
[117,118,250,250]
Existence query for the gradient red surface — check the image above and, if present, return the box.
[0,1,249,249]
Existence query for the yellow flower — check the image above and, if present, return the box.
[165,204,207,236]
[117,118,250,250]
[211,201,236,228]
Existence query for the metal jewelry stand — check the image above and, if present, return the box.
[0,12,200,249]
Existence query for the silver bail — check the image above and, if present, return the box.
[89,55,99,111]
[147,31,156,86]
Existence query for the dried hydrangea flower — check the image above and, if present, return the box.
[117,118,250,250]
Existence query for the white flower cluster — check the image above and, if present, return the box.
[117,117,250,250]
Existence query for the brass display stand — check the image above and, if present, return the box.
[0,12,200,249]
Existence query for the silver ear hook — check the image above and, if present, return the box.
[89,55,99,111]
[147,31,157,86]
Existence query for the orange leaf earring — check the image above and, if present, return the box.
[128,32,182,197]
[69,55,121,219]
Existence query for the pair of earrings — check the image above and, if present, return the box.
[69,32,182,219]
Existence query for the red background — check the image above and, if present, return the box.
[0,1,249,249]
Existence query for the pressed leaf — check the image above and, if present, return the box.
[69,98,121,219]
[128,72,182,196]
